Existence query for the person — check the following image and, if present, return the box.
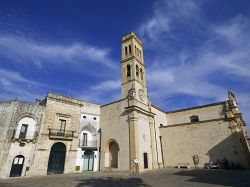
[209,160,213,169]
[222,157,228,169]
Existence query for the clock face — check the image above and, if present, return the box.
[138,89,144,101]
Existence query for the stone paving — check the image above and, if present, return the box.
[0,168,250,187]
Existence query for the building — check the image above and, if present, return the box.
[0,99,44,178]
[0,32,249,178]
[29,93,100,176]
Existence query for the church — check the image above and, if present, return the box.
[0,32,249,178]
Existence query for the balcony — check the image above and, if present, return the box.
[48,128,74,140]
[12,130,37,142]
[79,140,98,148]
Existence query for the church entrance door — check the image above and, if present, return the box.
[109,141,119,168]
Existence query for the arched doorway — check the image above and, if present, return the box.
[47,142,66,174]
[104,140,120,168]
[109,141,119,168]
[9,155,25,177]
[83,150,94,171]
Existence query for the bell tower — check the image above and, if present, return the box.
[121,32,158,172]
[121,32,147,103]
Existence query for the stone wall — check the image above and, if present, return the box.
[100,99,130,171]
[160,102,245,168]
[0,100,44,178]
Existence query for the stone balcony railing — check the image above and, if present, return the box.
[79,140,98,148]
[12,130,38,142]
[48,128,74,140]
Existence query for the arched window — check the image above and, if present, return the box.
[140,68,143,80]
[135,45,137,55]
[127,65,131,77]
[129,45,131,54]
[190,115,199,123]
[15,116,36,140]
[136,65,139,78]
[125,47,128,56]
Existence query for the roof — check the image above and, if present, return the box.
[166,101,226,114]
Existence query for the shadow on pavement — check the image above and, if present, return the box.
[76,177,149,187]
[174,169,250,187]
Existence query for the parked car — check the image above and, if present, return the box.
[208,160,220,169]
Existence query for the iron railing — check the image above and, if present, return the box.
[48,128,74,138]
[12,130,37,140]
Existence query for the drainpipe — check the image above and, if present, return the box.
[153,118,159,169]
[98,128,102,171]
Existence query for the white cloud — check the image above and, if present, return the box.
[139,1,250,132]
[91,80,121,91]
[139,0,202,42]
[0,68,47,101]
[77,79,121,104]
[0,35,117,70]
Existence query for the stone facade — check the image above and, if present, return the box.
[0,32,249,179]
[160,95,250,169]
[30,93,100,176]
[0,100,44,178]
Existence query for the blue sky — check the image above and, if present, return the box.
[0,0,250,132]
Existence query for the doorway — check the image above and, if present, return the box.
[83,150,94,171]
[109,141,119,168]
[143,153,148,169]
[9,155,25,177]
[47,142,66,174]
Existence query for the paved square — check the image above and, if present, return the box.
[0,168,249,187]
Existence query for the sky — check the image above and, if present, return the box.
[0,0,250,132]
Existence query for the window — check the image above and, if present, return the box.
[129,45,131,54]
[59,119,66,135]
[19,124,28,140]
[82,133,88,146]
[125,47,128,55]
[135,45,137,54]
[190,115,199,123]
[136,65,139,78]
[127,65,131,77]
[140,68,143,80]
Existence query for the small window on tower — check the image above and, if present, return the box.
[125,47,128,55]
[140,68,143,80]
[127,65,131,77]
[136,65,139,78]
[129,45,132,54]
[135,45,137,54]
[190,115,199,123]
